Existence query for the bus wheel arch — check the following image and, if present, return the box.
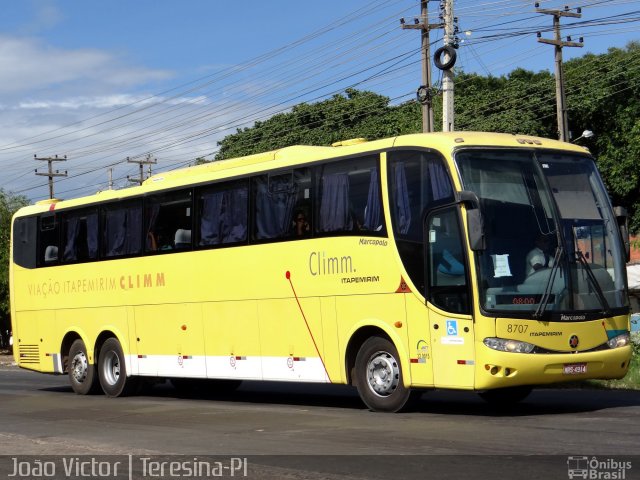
[345,326,390,386]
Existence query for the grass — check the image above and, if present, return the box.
[584,332,640,390]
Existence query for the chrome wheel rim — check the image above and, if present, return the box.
[101,350,121,386]
[366,350,399,397]
[71,351,89,383]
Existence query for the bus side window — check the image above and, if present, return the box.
[145,190,192,253]
[427,208,470,314]
[198,181,248,247]
[290,168,312,238]
[38,214,59,266]
[316,156,384,235]
[253,173,298,241]
[61,210,98,263]
[13,217,37,269]
[102,201,143,258]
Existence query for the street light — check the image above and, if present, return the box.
[573,129,594,142]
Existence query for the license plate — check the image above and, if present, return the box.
[563,363,587,375]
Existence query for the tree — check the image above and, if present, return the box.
[565,43,640,232]
[455,69,556,137]
[0,189,30,348]
[215,89,417,160]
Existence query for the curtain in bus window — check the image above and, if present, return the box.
[255,177,296,239]
[393,163,412,235]
[428,160,453,201]
[86,213,98,258]
[125,207,142,254]
[105,206,141,257]
[105,210,125,256]
[200,188,248,245]
[63,216,80,261]
[200,192,224,245]
[145,205,161,251]
[362,168,381,231]
[221,188,247,243]
[319,173,352,232]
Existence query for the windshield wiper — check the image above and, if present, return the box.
[533,245,564,318]
[575,250,611,316]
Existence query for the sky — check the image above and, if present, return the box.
[0,0,638,201]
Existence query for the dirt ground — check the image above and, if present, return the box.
[0,349,15,366]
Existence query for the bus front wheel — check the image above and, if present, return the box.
[354,336,416,412]
[68,339,99,395]
[98,338,138,397]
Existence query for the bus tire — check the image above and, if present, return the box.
[68,339,99,395]
[355,336,416,412]
[478,386,532,406]
[98,338,138,397]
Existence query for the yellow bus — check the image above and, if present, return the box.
[10,132,633,412]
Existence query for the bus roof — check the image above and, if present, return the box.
[16,131,589,216]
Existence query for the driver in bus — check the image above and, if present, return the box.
[526,234,556,276]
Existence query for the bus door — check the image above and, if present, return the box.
[425,207,475,389]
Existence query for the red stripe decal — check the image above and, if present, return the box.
[286,271,332,383]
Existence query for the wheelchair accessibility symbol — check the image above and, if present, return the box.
[446,320,458,336]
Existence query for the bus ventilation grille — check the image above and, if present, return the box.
[18,345,40,364]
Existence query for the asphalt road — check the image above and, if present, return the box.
[1,360,639,479]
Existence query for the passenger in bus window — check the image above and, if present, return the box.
[293,210,310,237]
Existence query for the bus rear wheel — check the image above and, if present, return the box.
[98,338,138,397]
[68,339,99,395]
[355,336,416,412]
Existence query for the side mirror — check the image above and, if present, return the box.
[466,209,486,251]
[614,206,630,262]
[456,190,480,209]
[457,190,485,251]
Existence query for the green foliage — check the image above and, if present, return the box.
[566,42,640,232]
[455,69,556,137]
[215,45,640,231]
[215,89,419,160]
[0,190,30,321]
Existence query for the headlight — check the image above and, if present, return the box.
[484,337,536,353]
[607,333,630,349]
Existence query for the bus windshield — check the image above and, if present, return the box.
[456,149,628,318]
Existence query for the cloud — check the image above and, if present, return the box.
[0,35,172,96]
[0,34,252,200]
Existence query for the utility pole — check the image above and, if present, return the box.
[127,154,157,186]
[35,155,68,199]
[441,0,456,132]
[536,3,583,142]
[108,168,114,190]
[401,1,443,133]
